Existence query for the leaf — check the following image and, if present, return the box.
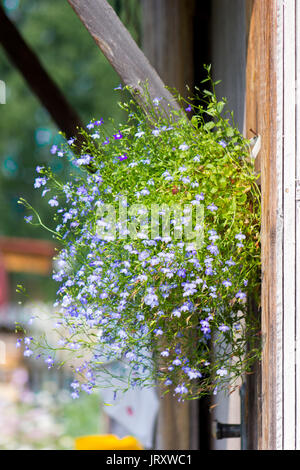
[204,121,215,131]
[217,101,225,114]
[191,115,199,129]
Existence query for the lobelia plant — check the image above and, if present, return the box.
[19,69,261,401]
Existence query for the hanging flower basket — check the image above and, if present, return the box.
[20,70,261,401]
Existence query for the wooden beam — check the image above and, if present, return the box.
[67,0,181,115]
[0,5,84,140]
[1,253,53,275]
[0,237,56,258]
[0,237,56,275]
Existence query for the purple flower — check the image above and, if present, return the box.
[179,143,189,151]
[200,319,211,335]
[24,348,33,357]
[173,358,182,366]
[219,324,230,333]
[161,350,169,357]
[216,367,228,377]
[24,215,33,223]
[153,97,161,107]
[24,337,33,345]
[42,188,50,197]
[207,243,219,256]
[225,257,236,266]
[154,328,163,336]
[207,203,218,212]
[118,153,128,161]
[208,229,219,242]
[34,177,47,188]
[71,381,79,390]
[235,290,246,300]
[113,131,123,140]
[50,145,58,154]
[144,289,158,308]
[74,154,92,166]
[48,197,59,207]
[45,356,54,369]
[174,383,188,395]
[205,266,214,276]
[185,105,192,112]
[235,232,246,241]
[186,369,202,379]
[222,279,232,288]
[172,309,181,318]
[177,268,186,278]
[218,140,227,148]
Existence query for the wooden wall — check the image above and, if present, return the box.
[141,0,300,450]
[246,0,300,450]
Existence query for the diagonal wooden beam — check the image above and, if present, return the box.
[67,0,182,115]
[0,5,84,140]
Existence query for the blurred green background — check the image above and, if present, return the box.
[0,0,140,239]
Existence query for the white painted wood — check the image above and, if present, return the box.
[282,0,296,450]
[275,0,284,451]
[295,0,300,451]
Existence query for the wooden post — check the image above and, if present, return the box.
[0,5,84,140]
[245,0,278,449]
[141,0,196,102]
[67,0,181,115]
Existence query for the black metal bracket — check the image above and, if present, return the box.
[213,420,241,439]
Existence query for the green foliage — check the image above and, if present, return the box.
[23,70,261,400]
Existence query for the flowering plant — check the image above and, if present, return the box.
[20,71,261,400]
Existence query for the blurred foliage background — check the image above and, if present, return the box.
[0,0,141,239]
[0,0,141,449]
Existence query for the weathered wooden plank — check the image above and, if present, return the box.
[282,0,296,450]
[245,0,278,450]
[0,5,83,139]
[67,0,181,115]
